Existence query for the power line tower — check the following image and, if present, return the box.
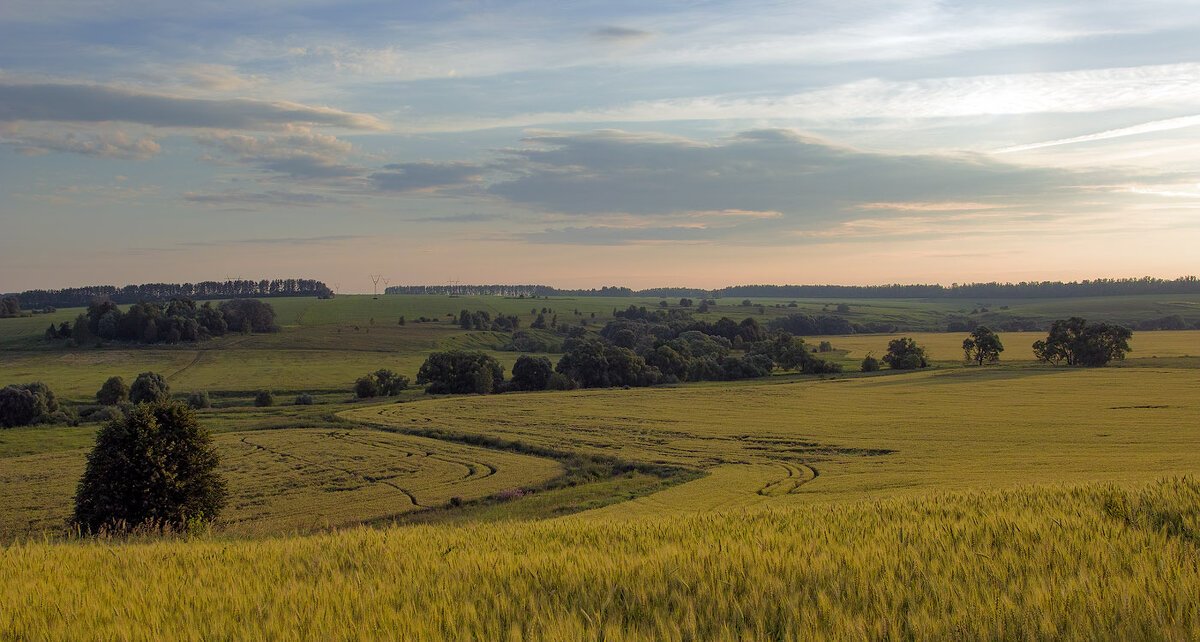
[381,277,391,294]
[369,274,382,297]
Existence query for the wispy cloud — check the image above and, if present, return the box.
[178,235,365,247]
[996,114,1200,153]
[369,161,485,193]
[0,82,385,130]
[183,189,347,208]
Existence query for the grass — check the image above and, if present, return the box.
[3,478,1200,639]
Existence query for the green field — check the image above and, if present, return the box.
[1,294,1199,637]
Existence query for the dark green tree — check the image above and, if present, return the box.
[254,390,274,407]
[186,390,212,409]
[130,372,170,404]
[372,369,410,395]
[354,376,380,398]
[1,382,58,427]
[417,350,505,394]
[96,376,130,406]
[511,355,555,391]
[962,326,1004,365]
[1032,317,1132,367]
[73,401,226,532]
[882,338,929,369]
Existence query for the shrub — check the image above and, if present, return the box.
[186,390,212,410]
[355,376,380,398]
[294,394,315,405]
[129,372,170,404]
[96,376,129,406]
[254,390,274,407]
[73,400,226,533]
[861,355,881,372]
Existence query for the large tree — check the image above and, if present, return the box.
[962,327,1004,365]
[417,350,505,394]
[73,400,226,532]
[882,337,929,370]
[1033,317,1132,367]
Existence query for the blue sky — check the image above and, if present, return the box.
[2,0,1198,291]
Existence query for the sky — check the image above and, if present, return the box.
[2,0,1199,293]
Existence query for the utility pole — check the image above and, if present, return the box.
[370,274,382,297]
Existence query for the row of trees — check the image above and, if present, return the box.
[13,279,330,309]
[383,276,1200,300]
[459,309,521,332]
[45,298,278,345]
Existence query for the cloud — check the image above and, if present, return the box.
[369,161,485,192]
[996,114,1200,153]
[195,129,362,180]
[178,235,366,247]
[490,128,1069,219]
[183,189,347,208]
[0,82,386,131]
[589,26,655,42]
[520,225,714,245]
[1,124,161,159]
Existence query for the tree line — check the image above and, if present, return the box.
[385,276,1200,300]
[10,279,331,309]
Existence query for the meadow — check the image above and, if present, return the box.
[1,293,1198,637]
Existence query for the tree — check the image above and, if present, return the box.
[962,326,1004,365]
[1033,317,1132,367]
[254,390,274,407]
[354,376,380,398]
[861,354,881,372]
[511,355,555,391]
[372,369,410,395]
[417,351,504,394]
[218,299,279,333]
[73,400,226,533]
[130,372,170,404]
[186,390,212,409]
[96,376,130,405]
[882,338,929,369]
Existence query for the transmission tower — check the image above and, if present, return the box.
[370,274,382,297]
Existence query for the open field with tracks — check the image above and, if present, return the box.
[1,294,1198,637]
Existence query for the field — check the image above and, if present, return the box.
[1,294,1199,637]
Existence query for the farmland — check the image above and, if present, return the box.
[1,293,1199,637]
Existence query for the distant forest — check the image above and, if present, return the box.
[388,276,1200,300]
[10,279,332,309]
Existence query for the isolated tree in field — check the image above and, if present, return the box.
[73,400,226,533]
[962,327,1004,365]
[1032,317,1132,367]
[186,390,212,409]
[254,390,274,407]
[129,371,170,404]
[861,354,881,372]
[882,337,929,369]
[96,376,130,405]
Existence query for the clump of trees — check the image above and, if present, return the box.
[254,390,274,407]
[882,338,929,370]
[355,369,410,398]
[962,327,1004,365]
[1033,317,1132,367]
[459,309,520,332]
[1,381,71,428]
[73,400,226,533]
[417,351,504,394]
[55,297,278,345]
[0,297,22,318]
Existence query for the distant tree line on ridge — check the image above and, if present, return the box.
[9,279,331,309]
[386,276,1200,300]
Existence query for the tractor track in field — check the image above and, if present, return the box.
[757,462,818,496]
[239,434,422,507]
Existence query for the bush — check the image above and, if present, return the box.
[186,390,212,409]
[73,400,226,533]
[254,390,274,407]
[355,377,379,398]
[129,372,170,404]
[96,376,129,406]
[861,355,881,372]
[294,394,315,405]
[0,382,59,428]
